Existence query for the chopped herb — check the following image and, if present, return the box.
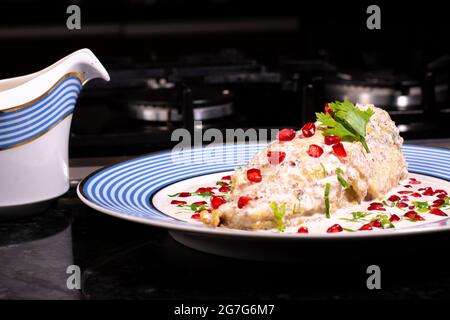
[168,192,180,197]
[324,183,331,219]
[216,181,228,187]
[343,227,357,232]
[316,100,374,153]
[375,214,395,229]
[336,167,351,189]
[193,192,213,198]
[270,201,287,232]
[320,162,327,177]
[339,211,371,222]
[412,201,430,213]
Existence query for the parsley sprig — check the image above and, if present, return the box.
[316,100,374,153]
[270,201,287,232]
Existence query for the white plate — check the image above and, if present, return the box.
[77,143,450,260]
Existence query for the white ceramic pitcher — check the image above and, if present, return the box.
[0,49,109,218]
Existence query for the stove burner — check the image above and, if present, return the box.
[126,86,234,122]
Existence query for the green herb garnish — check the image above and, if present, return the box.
[375,214,395,229]
[168,193,180,197]
[343,227,357,232]
[320,162,327,177]
[316,100,374,153]
[324,183,331,219]
[270,201,286,232]
[193,192,213,198]
[412,201,430,213]
[336,167,351,189]
[339,211,371,222]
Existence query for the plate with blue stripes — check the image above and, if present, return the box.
[77,143,450,244]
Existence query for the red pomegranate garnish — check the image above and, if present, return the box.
[324,103,333,114]
[332,143,347,157]
[359,223,373,231]
[370,220,382,228]
[211,196,226,209]
[301,122,316,138]
[398,190,412,194]
[408,205,415,210]
[191,213,201,219]
[171,200,186,205]
[307,144,324,158]
[389,214,400,222]
[221,175,232,180]
[247,168,262,183]
[388,195,401,202]
[327,224,343,233]
[422,187,435,196]
[267,151,286,165]
[192,201,207,206]
[324,135,341,145]
[403,185,412,188]
[178,192,191,197]
[436,193,447,199]
[196,187,215,194]
[237,196,253,209]
[410,192,422,198]
[429,208,448,216]
[404,210,425,221]
[397,202,408,208]
[409,178,421,185]
[219,186,230,193]
[432,199,445,207]
[368,202,386,211]
[297,226,309,233]
[435,189,448,195]
[278,128,296,142]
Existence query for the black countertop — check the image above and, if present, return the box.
[1,140,450,300]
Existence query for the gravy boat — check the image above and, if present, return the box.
[0,49,109,218]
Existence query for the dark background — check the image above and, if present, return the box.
[1,0,449,77]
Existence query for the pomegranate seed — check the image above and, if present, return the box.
[237,196,253,209]
[432,199,445,207]
[370,220,382,228]
[410,192,422,198]
[192,201,207,206]
[301,122,316,138]
[404,185,412,188]
[404,211,425,221]
[196,187,215,194]
[332,143,347,157]
[390,214,401,222]
[324,103,333,114]
[422,187,435,196]
[429,208,448,216]
[211,196,226,209]
[278,128,296,142]
[435,189,448,195]
[191,213,201,219]
[408,205,415,210]
[397,202,408,208]
[398,190,412,194]
[368,202,385,211]
[267,151,286,165]
[178,192,191,197]
[410,180,421,185]
[359,223,373,231]
[437,193,447,199]
[388,195,401,202]
[324,135,341,145]
[219,186,230,193]
[327,224,343,233]
[221,175,232,180]
[307,144,324,158]
[297,226,309,233]
[171,200,186,205]
[247,168,262,183]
